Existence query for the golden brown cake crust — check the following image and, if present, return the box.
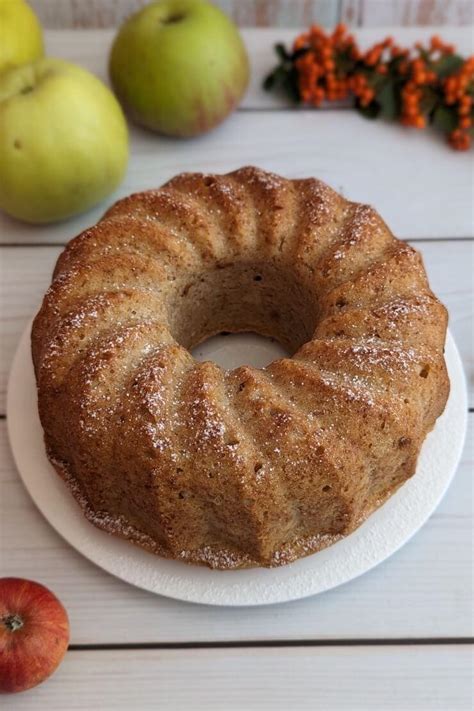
[32,167,450,569]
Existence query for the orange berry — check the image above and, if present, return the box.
[449,129,471,150]
[294,36,307,51]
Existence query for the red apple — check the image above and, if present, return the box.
[0,577,69,693]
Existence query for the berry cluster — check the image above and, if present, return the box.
[264,25,474,150]
[444,55,474,149]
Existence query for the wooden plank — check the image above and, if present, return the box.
[1,415,472,644]
[0,247,61,416]
[29,1,340,29]
[5,646,473,710]
[55,0,337,29]
[341,0,474,27]
[419,241,474,399]
[1,110,473,246]
[1,239,472,415]
[29,0,474,29]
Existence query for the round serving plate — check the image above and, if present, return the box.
[7,323,467,606]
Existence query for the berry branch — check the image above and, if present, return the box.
[263,25,474,150]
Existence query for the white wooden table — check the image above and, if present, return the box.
[1,27,473,710]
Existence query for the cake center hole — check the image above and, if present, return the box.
[168,261,318,359]
[192,332,288,369]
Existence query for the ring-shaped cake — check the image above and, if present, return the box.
[31,167,450,568]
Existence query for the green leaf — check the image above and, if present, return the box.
[376,80,399,119]
[293,47,309,61]
[275,43,290,62]
[432,105,458,131]
[263,68,279,91]
[262,65,300,102]
[335,49,356,75]
[356,101,380,120]
[420,87,439,115]
[282,67,301,102]
[263,66,287,89]
[433,54,464,78]
[263,73,275,91]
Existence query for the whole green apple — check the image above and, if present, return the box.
[109,0,249,137]
[0,0,44,74]
[0,58,129,223]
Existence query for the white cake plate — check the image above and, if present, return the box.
[7,323,467,606]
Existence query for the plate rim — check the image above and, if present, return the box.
[7,321,468,606]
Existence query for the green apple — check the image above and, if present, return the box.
[0,0,44,74]
[109,0,249,137]
[0,58,129,223]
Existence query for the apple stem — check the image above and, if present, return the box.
[162,14,184,24]
[2,614,24,632]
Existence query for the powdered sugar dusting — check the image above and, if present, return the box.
[348,338,419,374]
[237,166,286,192]
[374,296,432,331]
[301,179,335,225]
[318,370,376,407]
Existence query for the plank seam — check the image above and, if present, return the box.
[0,243,67,248]
[68,638,474,651]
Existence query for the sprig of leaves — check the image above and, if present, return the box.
[263,36,473,149]
[263,44,306,102]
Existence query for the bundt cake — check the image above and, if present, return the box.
[31,167,450,569]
